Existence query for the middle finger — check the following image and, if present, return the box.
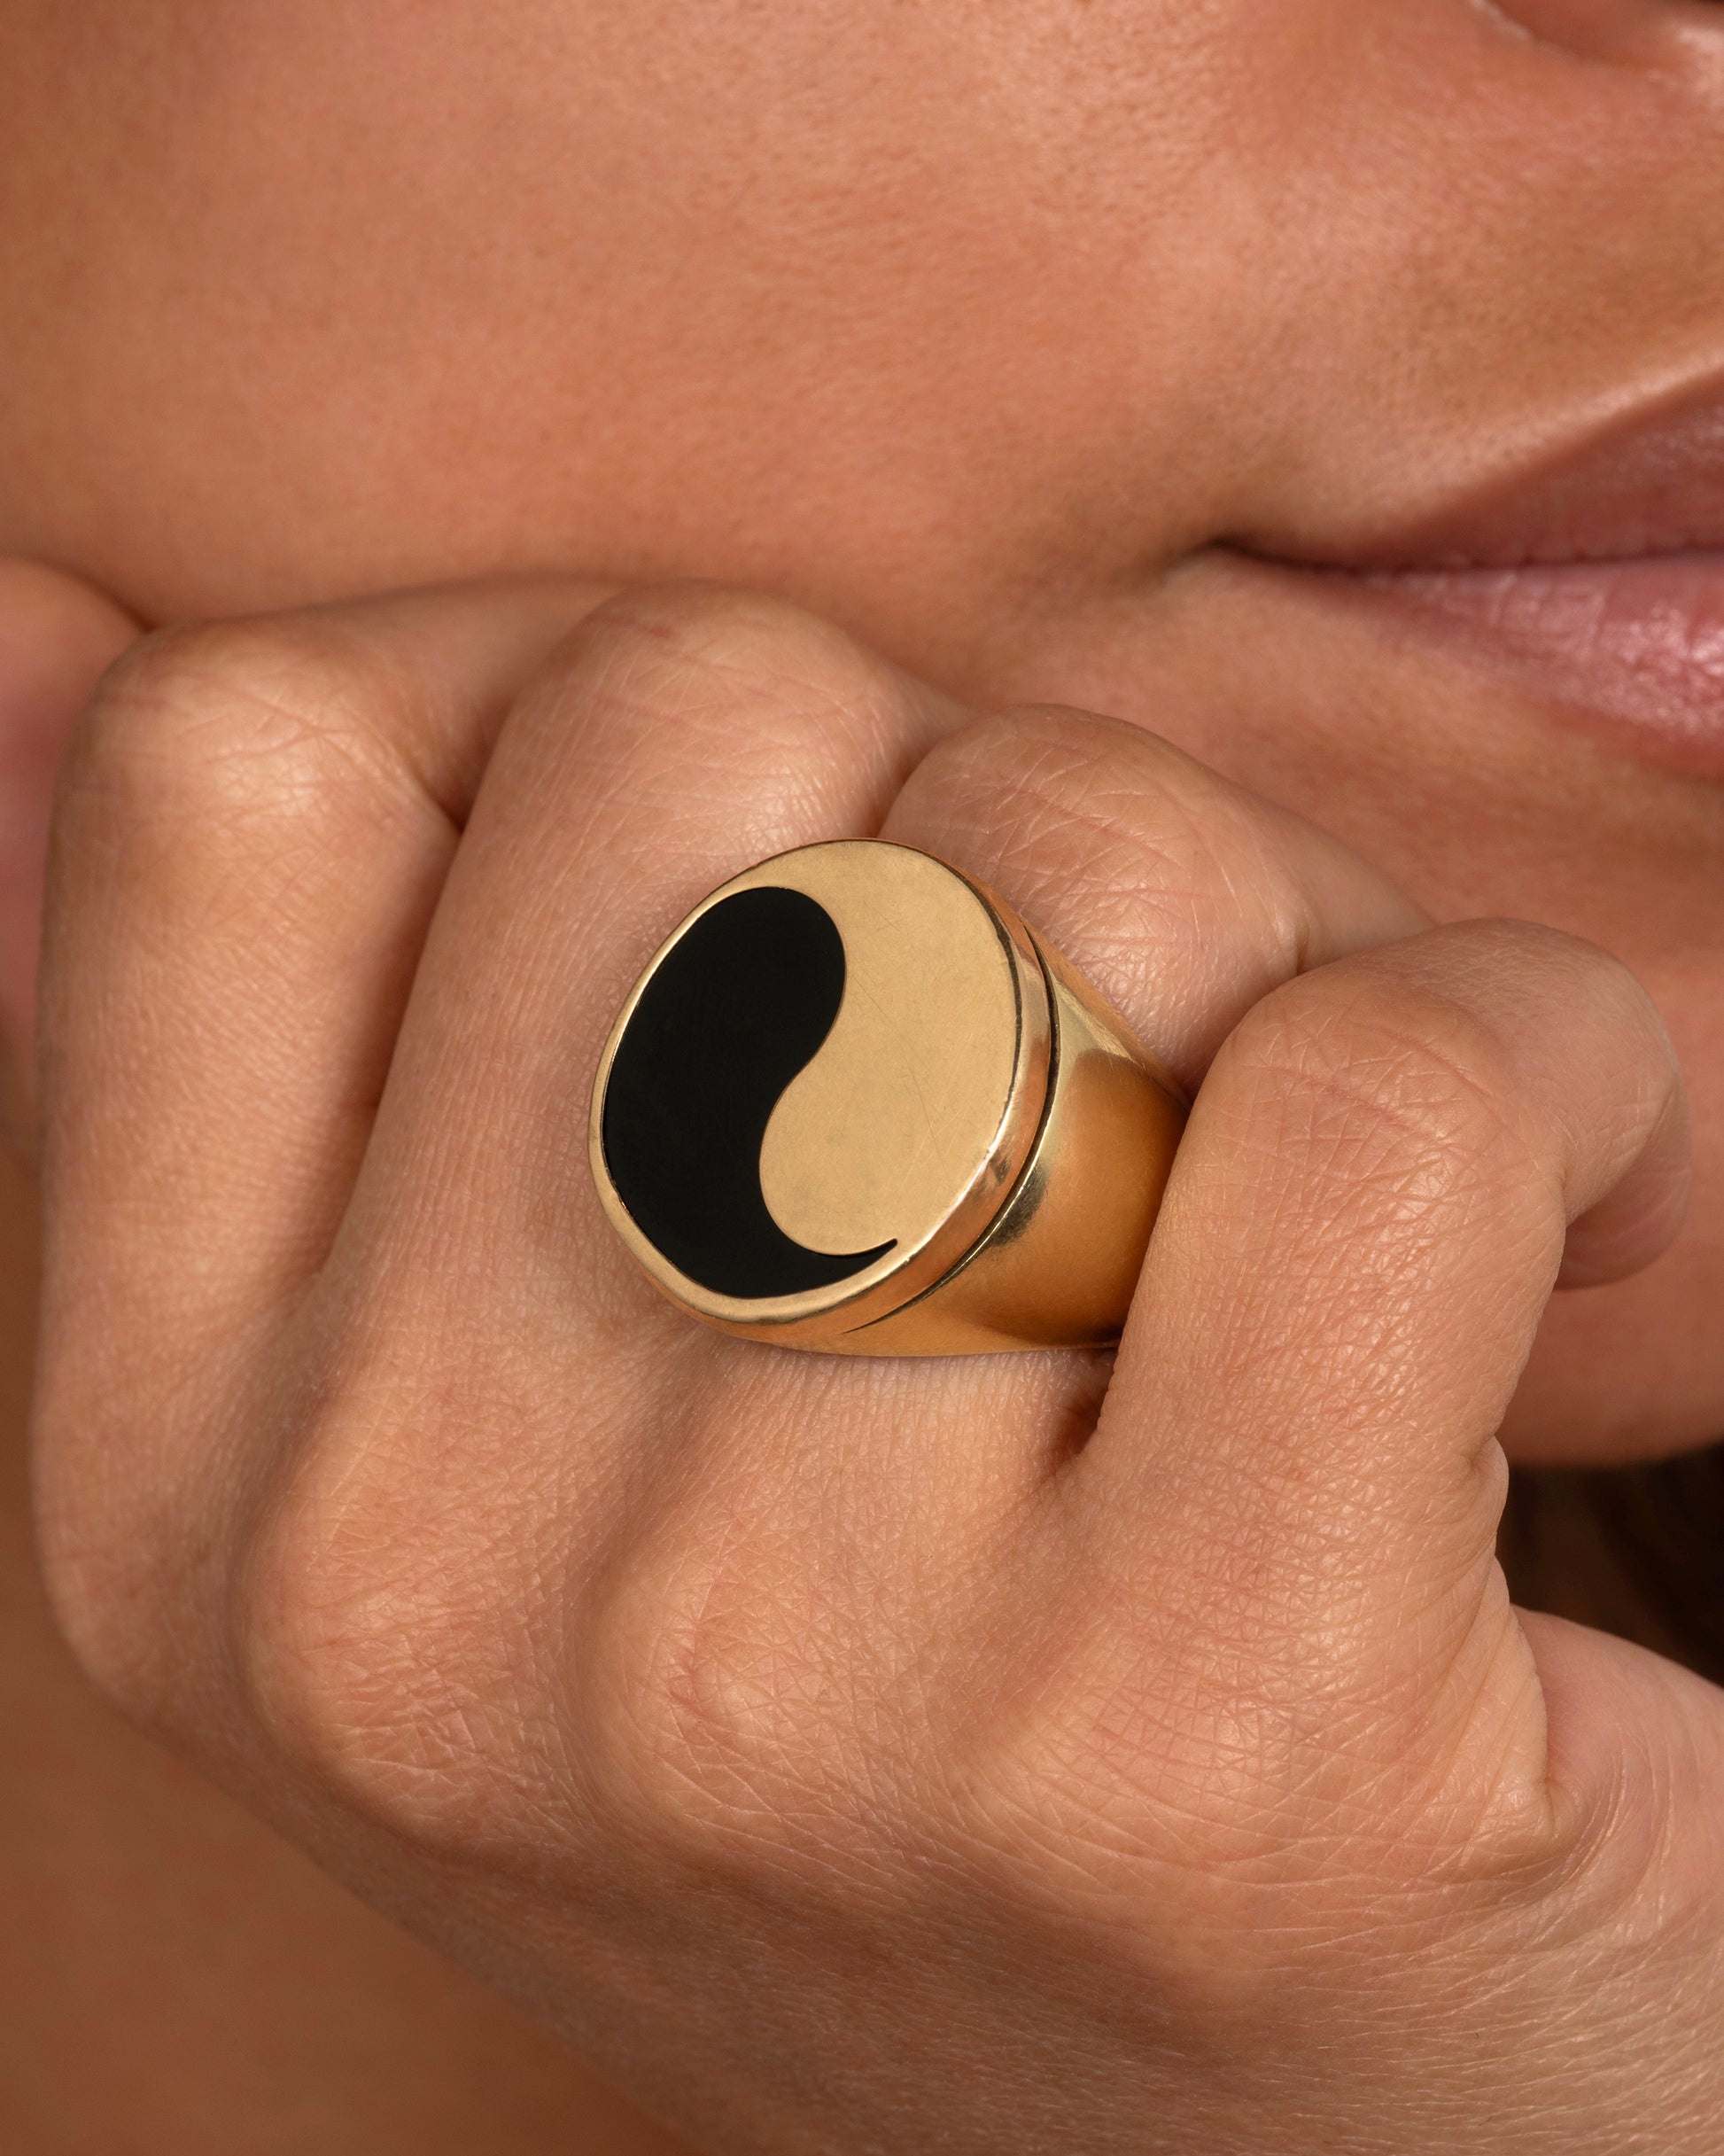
[881,703,1429,1096]
[246,602,1440,1832]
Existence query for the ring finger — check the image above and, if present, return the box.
[296,646,1438,1716]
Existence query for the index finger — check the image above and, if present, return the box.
[35,577,614,1487]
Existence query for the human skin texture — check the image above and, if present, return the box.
[5,0,1724,1454]
[0,568,694,2154]
[4,0,1724,2151]
[0,1154,693,2156]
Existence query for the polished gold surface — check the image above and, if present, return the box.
[756,844,1027,1265]
[850,940,1186,1352]
[589,840,1185,1355]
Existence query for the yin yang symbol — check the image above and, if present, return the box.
[598,843,1030,1313]
[601,886,897,1298]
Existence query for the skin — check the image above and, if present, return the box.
[3,0,1724,2149]
[0,568,692,2155]
[0,1156,683,2156]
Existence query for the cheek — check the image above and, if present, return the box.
[0,0,1294,630]
[0,566,137,1069]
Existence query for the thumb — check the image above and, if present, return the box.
[0,560,141,1151]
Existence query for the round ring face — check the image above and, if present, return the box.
[590,842,1052,1343]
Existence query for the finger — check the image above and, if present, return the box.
[0,558,139,1137]
[239,683,1417,1441]
[36,576,612,1416]
[268,640,1427,1794]
[884,708,1665,1288]
[269,588,1028,1744]
[1080,922,1687,1812]
[343,583,966,1350]
[881,705,1430,1097]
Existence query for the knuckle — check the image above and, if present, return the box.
[551,580,916,780]
[239,1390,869,1878]
[61,615,408,844]
[581,579,873,687]
[1220,961,1535,1198]
[231,1354,560,1856]
[933,1676,1363,2005]
[222,1343,846,1876]
[578,1496,867,1874]
[897,706,1305,978]
[905,706,1161,837]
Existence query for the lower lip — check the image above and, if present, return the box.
[1290,554,1724,782]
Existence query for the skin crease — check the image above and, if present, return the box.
[2,0,1724,2151]
[6,0,1724,1451]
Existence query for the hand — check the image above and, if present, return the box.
[31,580,1720,2153]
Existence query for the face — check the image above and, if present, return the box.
[4,0,1724,1461]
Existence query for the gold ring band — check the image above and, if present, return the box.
[589,840,1186,1355]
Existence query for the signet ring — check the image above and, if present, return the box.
[589,840,1186,1355]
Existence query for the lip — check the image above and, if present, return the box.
[1241,371,1724,778]
[1282,371,1724,571]
[1295,555,1724,779]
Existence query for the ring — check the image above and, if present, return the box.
[588,840,1187,1354]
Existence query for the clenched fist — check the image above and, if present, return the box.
[30,580,1720,2153]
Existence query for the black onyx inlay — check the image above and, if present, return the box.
[602,885,896,1299]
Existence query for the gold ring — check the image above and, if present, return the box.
[588,840,1186,1355]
